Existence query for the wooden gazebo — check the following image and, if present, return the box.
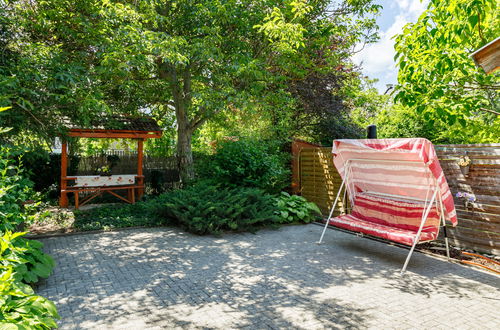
[59,115,162,209]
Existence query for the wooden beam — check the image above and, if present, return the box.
[59,141,69,208]
[137,139,144,200]
[67,130,162,139]
[69,128,161,134]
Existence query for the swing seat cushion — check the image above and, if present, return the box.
[328,193,441,246]
[328,214,437,246]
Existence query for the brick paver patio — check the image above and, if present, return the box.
[36,224,500,329]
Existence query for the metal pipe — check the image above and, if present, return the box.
[401,186,439,274]
[367,125,377,139]
[318,164,348,244]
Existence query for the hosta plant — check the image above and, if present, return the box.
[0,231,59,329]
[274,192,321,223]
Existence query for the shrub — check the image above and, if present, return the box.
[158,183,280,235]
[198,138,290,193]
[75,182,322,234]
[0,147,41,232]
[0,231,59,329]
[274,192,321,224]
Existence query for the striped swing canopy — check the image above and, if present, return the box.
[332,138,458,227]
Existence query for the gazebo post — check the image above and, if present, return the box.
[137,138,144,200]
[59,140,69,208]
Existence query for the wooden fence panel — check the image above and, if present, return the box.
[436,144,500,255]
[298,147,343,216]
[298,143,500,255]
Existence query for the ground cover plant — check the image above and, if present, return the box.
[73,194,170,231]
[158,184,280,235]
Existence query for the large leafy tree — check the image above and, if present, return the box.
[394,0,499,128]
[1,0,380,181]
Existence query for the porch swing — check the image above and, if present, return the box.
[59,115,162,209]
[317,138,458,274]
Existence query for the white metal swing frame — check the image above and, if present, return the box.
[317,158,450,274]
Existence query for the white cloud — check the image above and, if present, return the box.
[352,0,429,92]
[399,0,428,18]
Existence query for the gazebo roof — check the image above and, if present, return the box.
[65,115,162,139]
[471,36,500,74]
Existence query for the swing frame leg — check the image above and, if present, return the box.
[437,190,451,260]
[318,179,345,244]
[401,187,438,275]
[401,236,420,275]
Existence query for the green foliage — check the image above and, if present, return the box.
[274,192,321,224]
[198,139,290,194]
[0,267,59,329]
[0,147,40,232]
[394,0,499,126]
[9,239,55,285]
[1,0,382,181]
[75,182,321,235]
[0,231,59,329]
[158,183,280,235]
[375,104,500,144]
[349,78,499,144]
[0,232,55,285]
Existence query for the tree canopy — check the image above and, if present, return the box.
[394,0,499,140]
[1,0,381,179]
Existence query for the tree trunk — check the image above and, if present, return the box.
[158,60,196,183]
[172,71,195,183]
[176,120,194,183]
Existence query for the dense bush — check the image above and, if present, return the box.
[158,183,280,235]
[274,192,321,223]
[17,149,79,197]
[0,231,59,329]
[198,139,290,194]
[75,182,321,235]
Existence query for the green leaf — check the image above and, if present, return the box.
[468,15,478,28]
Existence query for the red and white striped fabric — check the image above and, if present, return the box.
[351,193,441,234]
[332,138,457,226]
[328,214,437,246]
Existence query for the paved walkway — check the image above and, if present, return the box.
[36,225,500,329]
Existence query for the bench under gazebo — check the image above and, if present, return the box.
[59,115,162,209]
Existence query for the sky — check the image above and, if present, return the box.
[352,0,429,93]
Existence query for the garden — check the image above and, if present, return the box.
[1,0,499,328]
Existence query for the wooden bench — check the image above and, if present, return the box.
[61,175,144,209]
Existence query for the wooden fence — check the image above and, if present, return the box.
[296,143,500,255]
